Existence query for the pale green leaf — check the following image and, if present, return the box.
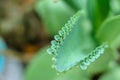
[24,46,57,80]
[85,48,115,76]
[47,11,108,72]
[54,68,90,80]
[25,46,90,80]
[110,0,120,15]
[35,0,75,36]
[99,67,120,80]
[63,0,87,11]
[96,15,120,48]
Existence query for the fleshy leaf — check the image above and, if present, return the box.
[110,0,120,15]
[87,0,110,32]
[99,67,120,80]
[25,46,57,80]
[25,46,90,80]
[47,11,109,72]
[35,0,75,36]
[96,15,120,48]
[80,43,108,70]
[54,68,90,80]
[63,0,87,11]
[85,48,115,76]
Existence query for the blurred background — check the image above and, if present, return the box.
[0,0,120,80]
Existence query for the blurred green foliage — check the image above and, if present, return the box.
[35,0,75,36]
[87,0,110,32]
[25,46,57,80]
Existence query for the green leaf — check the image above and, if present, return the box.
[96,15,120,48]
[24,46,57,80]
[47,11,108,72]
[35,0,75,36]
[54,68,90,80]
[87,0,110,32]
[80,43,109,71]
[63,0,87,11]
[99,67,120,80]
[24,46,90,80]
[85,48,115,76]
[110,0,120,15]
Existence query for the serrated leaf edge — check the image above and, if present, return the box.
[47,11,83,55]
[80,43,108,70]
[47,10,109,72]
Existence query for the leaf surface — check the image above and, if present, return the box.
[47,11,108,72]
[87,0,110,32]
[35,0,75,36]
[96,15,120,48]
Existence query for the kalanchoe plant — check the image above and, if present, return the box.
[47,11,110,72]
[25,0,120,80]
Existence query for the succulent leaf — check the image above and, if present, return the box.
[96,15,120,48]
[80,43,108,70]
[35,0,75,36]
[47,11,109,72]
[87,0,110,32]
